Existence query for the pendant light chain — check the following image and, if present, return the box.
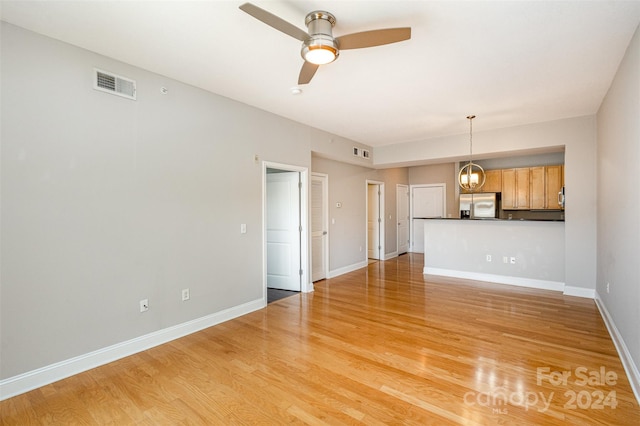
[467,114,475,162]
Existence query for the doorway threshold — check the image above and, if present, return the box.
[267,288,300,304]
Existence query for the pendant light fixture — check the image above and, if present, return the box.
[458,115,486,192]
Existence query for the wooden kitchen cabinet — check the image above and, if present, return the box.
[483,170,502,193]
[545,165,564,210]
[530,167,546,209]
[502,168,530,209]
[529,165,564,210]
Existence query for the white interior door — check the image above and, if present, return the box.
[266,171,301,291]
[367,183,381,259]
[411,184,445,253]
[397,184,409,255]
[311,173,328,282]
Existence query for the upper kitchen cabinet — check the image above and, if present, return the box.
[483,169,502,193]
[502,168,530,210]
[545,165,564,210]
[460,169,502,194]
[530,167,546,209]
[530,165,564,210]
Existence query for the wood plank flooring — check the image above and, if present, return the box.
[2,253,639,425]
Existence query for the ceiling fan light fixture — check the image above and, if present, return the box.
[301,11,338,65]
[301,36,339,65]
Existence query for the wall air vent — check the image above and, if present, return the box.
[93,68,136,100]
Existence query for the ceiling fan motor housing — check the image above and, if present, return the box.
[301,11,339,64]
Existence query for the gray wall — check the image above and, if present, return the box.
[375,116,597,292]
[424,220,565,287]
[0,23,364,380]
[596,24,640,380]
[311,156,408,273]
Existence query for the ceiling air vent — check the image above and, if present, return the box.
[93,68,136,100]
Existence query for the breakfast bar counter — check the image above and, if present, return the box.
[422,218,565,292]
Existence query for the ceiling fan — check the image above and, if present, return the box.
[239,3,411,85]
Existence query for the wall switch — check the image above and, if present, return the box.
[503,256,508,264]
[486,254,492,262]
[510,257,516,264]
[240,223,247,234]
[606,282,610,294]
[140,299,149,312]
[182,288,190,301]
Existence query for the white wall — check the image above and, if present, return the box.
[375,116,597,291]
[0,22,365,384]
[596,24,640,389]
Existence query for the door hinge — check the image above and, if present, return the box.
[299,269,303,276]
[299,225,303,232]
[298,181,302,189]
[378,218,382,223]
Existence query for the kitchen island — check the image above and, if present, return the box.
[423,218,565,292]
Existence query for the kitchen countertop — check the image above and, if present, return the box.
[415,217,565,222]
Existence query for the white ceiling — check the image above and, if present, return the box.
[2,1,639,147]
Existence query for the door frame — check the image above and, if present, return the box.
[311,172,329,282]
[365,180,385,261]
[396,184,409,255]
[262,161,311,306]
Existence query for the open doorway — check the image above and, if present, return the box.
[264,163,309,304]
[366,180,385,262]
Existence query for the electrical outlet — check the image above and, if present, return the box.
[510,257,516,264]
[140,299,149,312]
[486,254,492,262]
[182,288,190,301]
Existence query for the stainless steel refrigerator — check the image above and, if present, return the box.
[459,193,499,219]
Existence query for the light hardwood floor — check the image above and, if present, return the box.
[1,254,639,425]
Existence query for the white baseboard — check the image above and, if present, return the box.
[384,251,398,260]
[563,285,595,298]
[423,267,565,292]
[328,260,368,279]
[594,292,640,405]
[0,298,265,401]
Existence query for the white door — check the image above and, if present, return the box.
[397,184,409,254]
[367,184,381,259]
[266,171,301,291]
[311,173,328,282]
[411,184,445,253]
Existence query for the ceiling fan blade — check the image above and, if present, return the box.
[239,3,308,42]
[298,62,320,85]
[336,27,411,50]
